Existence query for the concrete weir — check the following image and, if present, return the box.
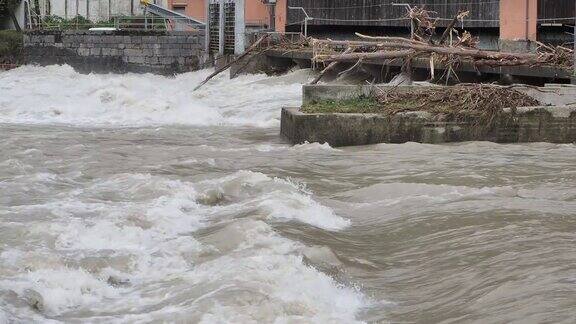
[280,85,576,147]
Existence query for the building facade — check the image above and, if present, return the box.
[168,0,286,30]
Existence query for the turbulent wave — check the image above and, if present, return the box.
[0,65,368,322]
[0,65,308,127]
[0,170,363,322]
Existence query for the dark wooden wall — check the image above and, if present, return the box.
[286,0,500,28]
[286,0,575,29]
[538,0,575,24]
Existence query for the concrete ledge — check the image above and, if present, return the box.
[280,106,576,146]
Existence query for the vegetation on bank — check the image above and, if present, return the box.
[40,15,167,31]
[41,15,114,30]
[0,30,22,61]
[302,96,383,114]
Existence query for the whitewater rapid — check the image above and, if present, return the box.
[0,65,305,127]
[0,66,368,323]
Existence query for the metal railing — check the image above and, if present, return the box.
[36,15,206,31]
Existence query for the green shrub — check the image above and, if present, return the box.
[0,30,23,57]
[42,15,95,29]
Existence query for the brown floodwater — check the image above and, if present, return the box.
[1,66,576,323]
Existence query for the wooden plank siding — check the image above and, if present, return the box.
[286,0,500,28]
[538,0,575,24]
[286,0,574,29]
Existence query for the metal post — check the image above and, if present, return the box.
[392,3,413,39]
[234,0,245,55]
[218,0,225,55]
[288,7,311,37]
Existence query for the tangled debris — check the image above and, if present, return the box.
[375,85,540,117]
[307,6,574,84]
[303,85,541,125]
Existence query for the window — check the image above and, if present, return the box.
[173,5,186,15]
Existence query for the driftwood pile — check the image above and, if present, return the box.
[374,84,540,120]
[310,7,574,84]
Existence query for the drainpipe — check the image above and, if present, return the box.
[268,2,276,30]
[525,0,529,40]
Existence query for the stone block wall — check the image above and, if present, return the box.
[22,30,207,74]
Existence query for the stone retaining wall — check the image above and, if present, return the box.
[22,30,206,74]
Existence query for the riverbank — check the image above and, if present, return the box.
[281,84,576,146]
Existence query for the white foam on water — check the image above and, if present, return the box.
[195,170,351,231]
[292,141,342,152]
[0,65,366,322]
[0,170,363,322]
[0,65,306,127]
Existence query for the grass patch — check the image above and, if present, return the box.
[302,96,383,114]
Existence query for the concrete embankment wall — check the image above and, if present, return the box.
[22,30,206,74]
[281,85,576,146]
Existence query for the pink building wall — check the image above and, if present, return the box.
[499,0,538,41]
[168,0,275,28]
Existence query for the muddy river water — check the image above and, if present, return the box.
[1,66,576,323]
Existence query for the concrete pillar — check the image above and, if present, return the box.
[499,0,537,52]
[234,0,245,55]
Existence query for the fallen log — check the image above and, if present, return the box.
[194,34,269,91]
[354,33,428,46]
[315,40,546,63]
[319,50,416,63]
